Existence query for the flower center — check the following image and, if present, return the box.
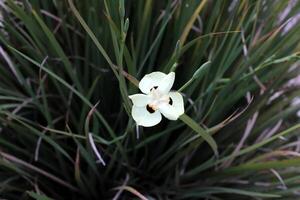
[146,87,172,113]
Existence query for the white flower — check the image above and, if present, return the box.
[129,72,184,127]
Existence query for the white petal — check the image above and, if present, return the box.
[158,92,184,120]
[169,91,184,116]
[129,94,151,107]
[157,72,175,94]
[139,72,166,94]
[131,105,162,127]
[158,103,179,120]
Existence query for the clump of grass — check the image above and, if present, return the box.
[0,0,300,199]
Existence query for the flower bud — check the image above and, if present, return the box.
[193,61,211,79]
[124,18,129,33]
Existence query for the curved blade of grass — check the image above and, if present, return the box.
[67,0,138,85]
[7,45,117,142]
[67,0,115,70]
[180,187,280,198]
[184,123,300,176]
[219,158,300,176]
[138,1,175,73]
[68,0,134,113]
[27,191,54,200]
[2,112,74,163]
[179,114,218,156]
[179,0,208,46]
[0,151,78,192]
[31,10,83,92]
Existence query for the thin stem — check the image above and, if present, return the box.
[178,78,195,92]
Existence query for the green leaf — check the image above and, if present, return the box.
[27,191,54,200]
[179,114,218,156]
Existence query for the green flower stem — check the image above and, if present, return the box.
[178,61,211,92]
[178,78,195,92]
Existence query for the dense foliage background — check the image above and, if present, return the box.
[0,0,300,199]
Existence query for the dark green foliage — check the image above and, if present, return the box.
[0,0,300,199]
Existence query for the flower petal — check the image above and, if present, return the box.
[139,72,166,94]
[131,105,162,127]
[158,104,179,120]
[157,72,175,94]
[158,92,184,120]
[169,91,184,116]
[129,94,151,107]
